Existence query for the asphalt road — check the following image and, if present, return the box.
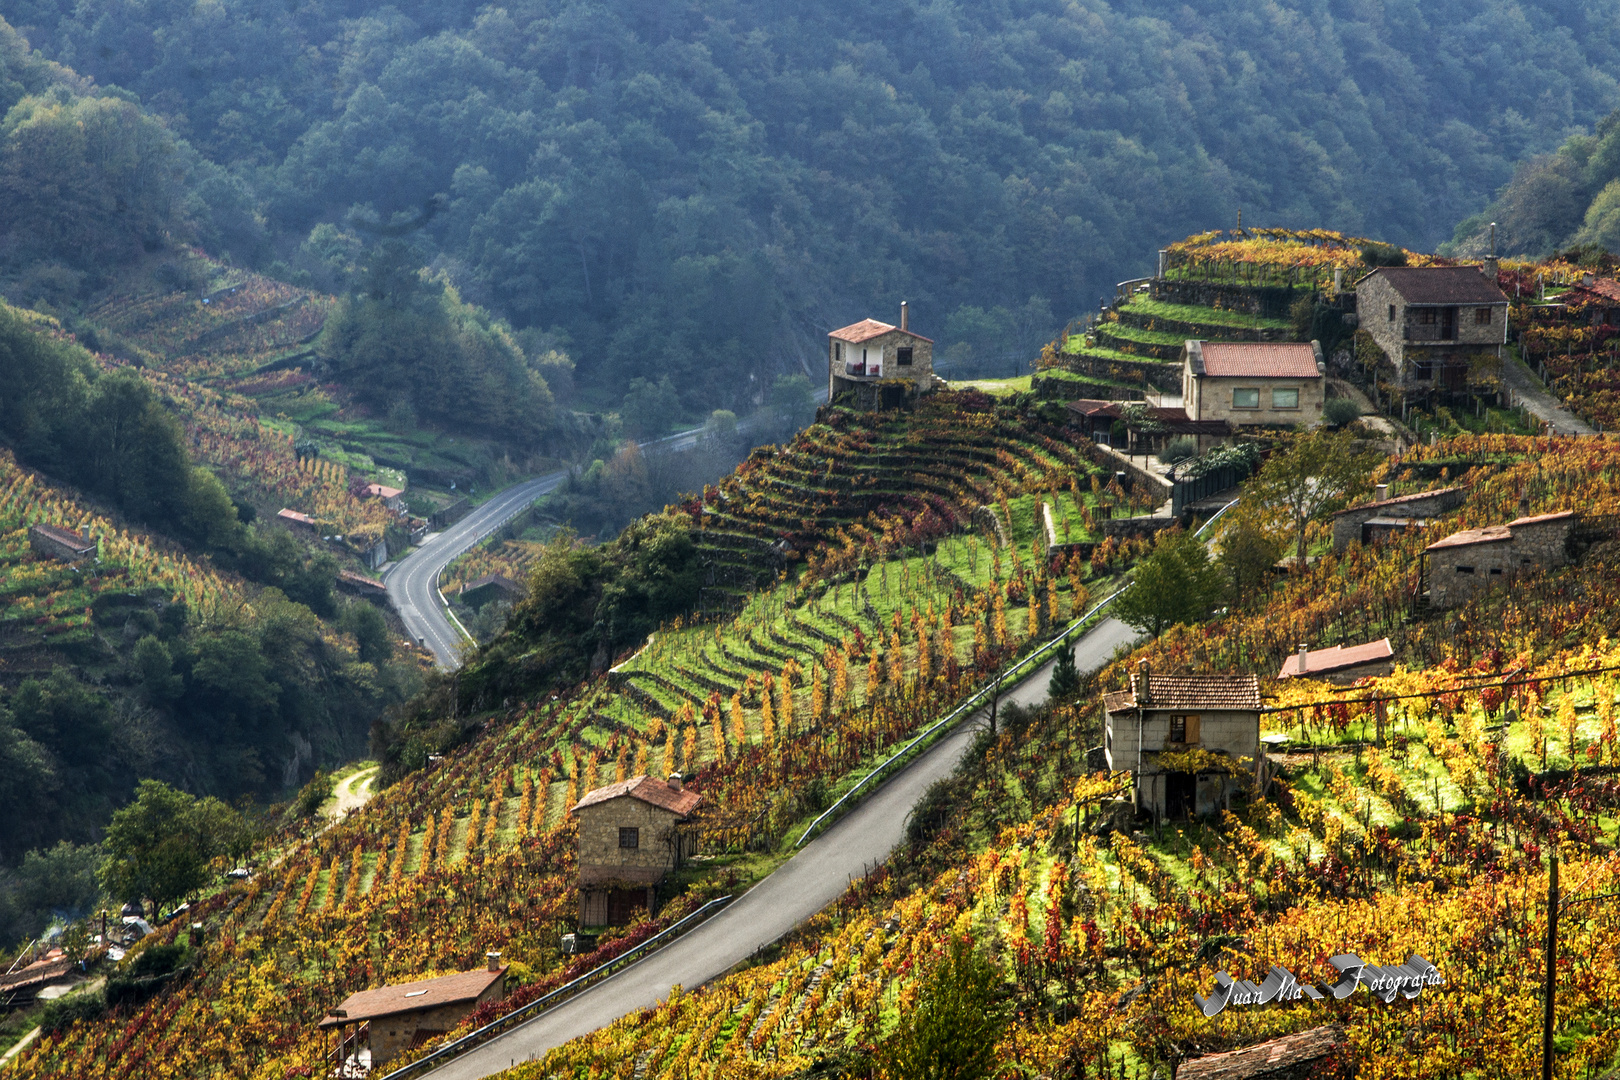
[384,427,714,670]
[428,615,1139,1080]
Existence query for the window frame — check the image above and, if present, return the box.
[1388,303,1396,322]
[1418,308,1438,325]
[1169,714,1186,742]
[1271,387,1301,410]
[618,826,640,850]
[1232,387,1260,410]
[1474,307,1493,325]
[897,346,914,366]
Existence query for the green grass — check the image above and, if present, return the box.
[1119,297,1293,330]
[1060,338,1179,367]
[1096,322,1189,348]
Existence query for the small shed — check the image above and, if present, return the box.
[458,573,526,608]
[572,774,702,926]
[1422,510,1577,609]
[319,956,507,1069]
[1330,485,1465,552]
[276,508,318,534]
[1102,661,1261,819]
[1276,638,1395,684]
[336,569,389,602]
[28,524,96,563]
[1176,1024,1348,1079]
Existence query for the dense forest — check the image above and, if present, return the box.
[6,1,1620,415]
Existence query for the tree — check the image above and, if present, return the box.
[1216,507,1285,607]
[621,376,680,441]
[98,780,240,921]
[1048,637,1081,701]
[1244,430,1379,563]
[1113,528,1226,638]
[878,936,1006,1080]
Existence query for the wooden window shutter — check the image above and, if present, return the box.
[1185,714,1201,745]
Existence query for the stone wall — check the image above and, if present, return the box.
[1152,279,1310,320]
[1187,374,1325,426]
[1030,374,1142,402]
[1050,351,1181,393]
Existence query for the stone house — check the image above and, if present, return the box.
[1330,485,1466,552]
[1422,510,1577,609]
[360,482,406,513]
[27,523,96,562]
[1276,638,1395,684]
[320,956,507,1069]
[572,774,702,926]
[1354,266,1509,391]
[827,303,935,410]
[1181,341,1326,426]
[457,573,526,608]
[1102,662,1262,819]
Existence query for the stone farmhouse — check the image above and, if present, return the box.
[1276,638,1395,684]
[1354,266,1509,392]
[1102,662,1262,820]
[27,523,96,562]
[1330,485,1467,552]
[827,303,935,410]
[572,773,702,926]
[1180,341,1326,426]
[1559,276,1620,326]
[320,955,507,1070]
[1422,510,1577,610]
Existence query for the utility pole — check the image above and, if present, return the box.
[1542,855,1557,1080]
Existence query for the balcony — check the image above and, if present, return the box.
[843,363,881,378]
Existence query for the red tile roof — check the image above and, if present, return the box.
[1196,342,1320,379]
[1363,266,1509,305]
[1425,510,1576,552]
[338,569,387,592]
[1278,638,1394,679]
[277,508,317,526]
[1103,673,1262,713]
[1177,1025,1345,1079]
[1568,278,1620,304]
[1334,486,1463,516]
[829,319,934,344]
[572,774,703,817]
[364,483,404,499]
[320,967,505,1026]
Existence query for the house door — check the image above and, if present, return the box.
[1440,307,1456,340]
[880,385,906,410]
[1165,772,1195,819]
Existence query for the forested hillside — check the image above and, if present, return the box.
[7,1,1620,409]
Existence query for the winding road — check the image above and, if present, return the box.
[384,426,712,670]
[424,615,1139,1080]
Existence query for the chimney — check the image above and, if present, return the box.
[668,772,684,792]
[487,951,503,972]
[1374,483,1389,501]
[1483,255,1499,280]
[899,301,909,332]
[1136,659,1151,706]
[1297,643,1310,676]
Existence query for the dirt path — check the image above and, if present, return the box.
[1502,354,1596,436]
[328,765,379,821]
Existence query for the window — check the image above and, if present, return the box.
[1169,715,1186,742]
[1475,307,1493,325]
[834,341,843,362]
[1232,388,1260,409]
[1418,309,1438,325]
[1489,568,1502,575]
[619,827,639,849]
[1271,388,1300,409]
[1455,566,1474,575]
[1388,304,1396,322]
[897,346,913,366]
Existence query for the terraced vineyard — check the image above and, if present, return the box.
[86,269,329,384]
[0,450,245,666]
[679,393,1113,600]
